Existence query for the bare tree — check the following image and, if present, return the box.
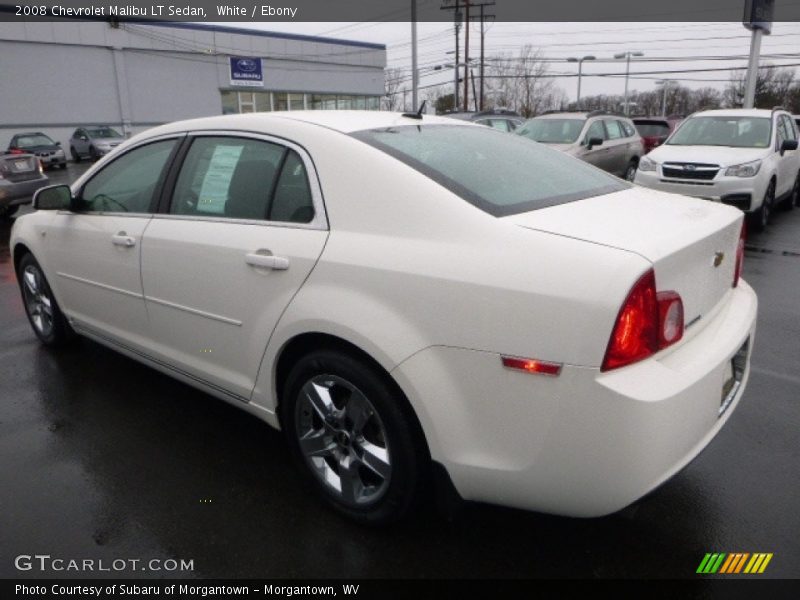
[484,46,562,116]
[382,67,405,112]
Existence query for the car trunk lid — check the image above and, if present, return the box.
[507,186,743,332]
[0,154,41,182]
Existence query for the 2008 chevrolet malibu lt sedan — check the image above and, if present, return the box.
[10,111,756,524]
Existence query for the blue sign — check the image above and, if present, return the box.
[230,57,264,87]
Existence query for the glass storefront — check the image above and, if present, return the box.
[221,90,381,114]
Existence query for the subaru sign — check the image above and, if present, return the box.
[230,57,264,87]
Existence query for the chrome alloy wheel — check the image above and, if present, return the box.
[294,374,392,507]
[21,264,54,337]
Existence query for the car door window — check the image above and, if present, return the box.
[604,120,623,140]
[170,136,311,222]
[79,139,177,213]
[584,120,606,143]
[270,149,315,223]
[781,115,797,141]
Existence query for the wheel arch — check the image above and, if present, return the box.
[272,331,432,461]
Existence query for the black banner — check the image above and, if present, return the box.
[2,0,800,23]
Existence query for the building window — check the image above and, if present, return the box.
[221,91,381,114]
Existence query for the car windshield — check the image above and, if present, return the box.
[86,127,122,139]
[635,122,671,137]
[15,134,55,148]
[667,116,772,148]
[351,124,627,217]
[515,119,585,144]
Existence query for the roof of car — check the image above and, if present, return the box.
[144,111,472,137]
[690,108,782,118]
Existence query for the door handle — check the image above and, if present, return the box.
[245,251,289,270]
[111,232,136,247]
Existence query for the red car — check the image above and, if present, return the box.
[633,116,683,154]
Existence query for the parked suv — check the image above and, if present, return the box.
[634,108,800,230]
[443,109,524,132]
[69,126,126,162]
[516,111,644,180]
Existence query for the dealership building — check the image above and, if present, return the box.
[0,20,386,148]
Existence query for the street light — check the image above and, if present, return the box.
[614,51,644,115]
[655,79,677,116]
[567,56,595,110]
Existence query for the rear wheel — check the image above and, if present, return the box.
[18,253,74,346]
[0,205,19,219]
[750,180,774,232]
[624,159,638,182]
[281,349,427,525]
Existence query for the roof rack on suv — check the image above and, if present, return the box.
[772,106,788,113]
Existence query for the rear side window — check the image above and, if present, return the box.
[352,124,627,217]
[170,136,314,223]
[604,120,623,140]
[620,121,636,137]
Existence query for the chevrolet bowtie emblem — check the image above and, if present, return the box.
[713,252,725,267]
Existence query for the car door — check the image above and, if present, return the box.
[42,137,181,349]
[140,133,329,401]
[579,120,611,171]
[776,115,798,197]
[601,119,628,176]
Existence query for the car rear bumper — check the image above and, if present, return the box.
[634,170,765,212]
[392,281,757,517]
[0,175,49,206]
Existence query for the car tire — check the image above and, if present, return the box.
[791,172,800,209]
[70,147,81,163]
[750,180,774,232]
[281,348,428,525]
[0,205,19,219]
[17,253,75,346]
[624,159,638,182]
[89,146,98,161]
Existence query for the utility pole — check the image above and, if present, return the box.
[467,1,495,111]
[614,51,644,116]
[411,0,418,111]
[463,0,470,111]
[743,0,774,109]
[440,1,461,111]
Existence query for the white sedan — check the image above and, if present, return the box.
[11,111,756,524]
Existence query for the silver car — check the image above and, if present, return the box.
[517,111,644,181]
[0,152,48,219]
[69,126,126,162]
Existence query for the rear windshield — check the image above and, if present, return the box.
[667,116,772,148]
[634,122,671,137]
[351,124,627,217]
[516,119,585,144]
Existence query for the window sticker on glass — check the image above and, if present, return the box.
[197,145,244,214]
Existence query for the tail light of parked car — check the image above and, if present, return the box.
[601,269,684,371]
[9,148,25,155]
[733,221,746,288]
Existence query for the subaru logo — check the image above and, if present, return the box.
[713,252,725,267]
[236,59,257,72]
[684,164,697,171]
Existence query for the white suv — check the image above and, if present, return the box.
[634,108,800,230]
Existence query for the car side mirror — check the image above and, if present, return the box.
[33,185,73,211]
[586,137,604,150]
[55,141,61,146]
[780,139,798,156]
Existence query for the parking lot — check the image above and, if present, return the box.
[1,161,798,579]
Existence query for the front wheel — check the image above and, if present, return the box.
[18,253,74,346]
[281,349,428,525]
[70,147,81,163]
[750,180,774,232]
[791,172,800,208]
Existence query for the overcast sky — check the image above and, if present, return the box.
[219,20,800,103]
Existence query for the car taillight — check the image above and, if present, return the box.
[9,148,24,154]
[733,221,746,288]
[601,269,684,371]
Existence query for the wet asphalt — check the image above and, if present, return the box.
[0,162,798,579]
